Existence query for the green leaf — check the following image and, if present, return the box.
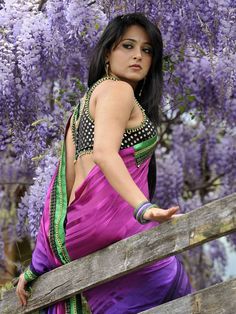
[187,95,196,102]
[176,94,184,102]
[179,105,186,113]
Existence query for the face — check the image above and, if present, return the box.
[106,25,153,89]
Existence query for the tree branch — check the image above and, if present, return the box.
[38,0,47,11]
[187,173,225,193]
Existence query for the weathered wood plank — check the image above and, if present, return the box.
[1,193,236,313]
[140,277,236,314]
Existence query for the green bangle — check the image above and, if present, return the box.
[24,268,38,283]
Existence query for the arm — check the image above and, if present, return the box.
[93,80,148,208]
[93,80,179,222]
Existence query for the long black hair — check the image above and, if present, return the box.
[88,13,163,201]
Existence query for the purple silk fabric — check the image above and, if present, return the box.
[29,122,193,313]
[65,147,161,259]
[64,146,193,313]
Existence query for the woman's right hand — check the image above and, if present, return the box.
[16,273,30,307]
[143,206,180,223]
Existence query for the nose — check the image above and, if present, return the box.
[133,47,142,60]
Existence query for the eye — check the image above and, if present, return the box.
[122,43,133,49]
[143,47,153,54]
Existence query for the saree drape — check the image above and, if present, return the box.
[24,115,193,314]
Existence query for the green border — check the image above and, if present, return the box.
[134,135,158,166]
[54,142,71,264]
[49,142,83,313]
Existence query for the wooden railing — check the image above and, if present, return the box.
[1,193,236,313]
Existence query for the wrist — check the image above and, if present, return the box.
[20,273,27,284]
[23,266,38,283]
[134,202,158,224]
[133,200,149,215]
[142,207,153,220]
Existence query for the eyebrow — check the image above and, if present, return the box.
[121,38,152,46]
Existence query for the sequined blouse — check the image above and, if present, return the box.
[71,77,157,162]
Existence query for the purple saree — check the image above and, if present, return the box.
[24,140,193,313]
[24,87,193,314]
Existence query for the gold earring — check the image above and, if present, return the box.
[139,77,146,97]
[105,62,109,76]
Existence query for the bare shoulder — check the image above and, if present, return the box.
[95,80,135,107]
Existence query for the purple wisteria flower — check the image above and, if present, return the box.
[17,151,59,240]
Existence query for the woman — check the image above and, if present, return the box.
[16,13,193,313]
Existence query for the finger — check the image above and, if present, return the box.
[17,291,25,306]
[166,208,178,215]
[152,211,171,222]
[17,287,29,306]
[17,290,26,306]
[21,291,28,306]
[169,206,180,211]
[172,213,184,217]
[16,291,22,305]
[167,207,179,216]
